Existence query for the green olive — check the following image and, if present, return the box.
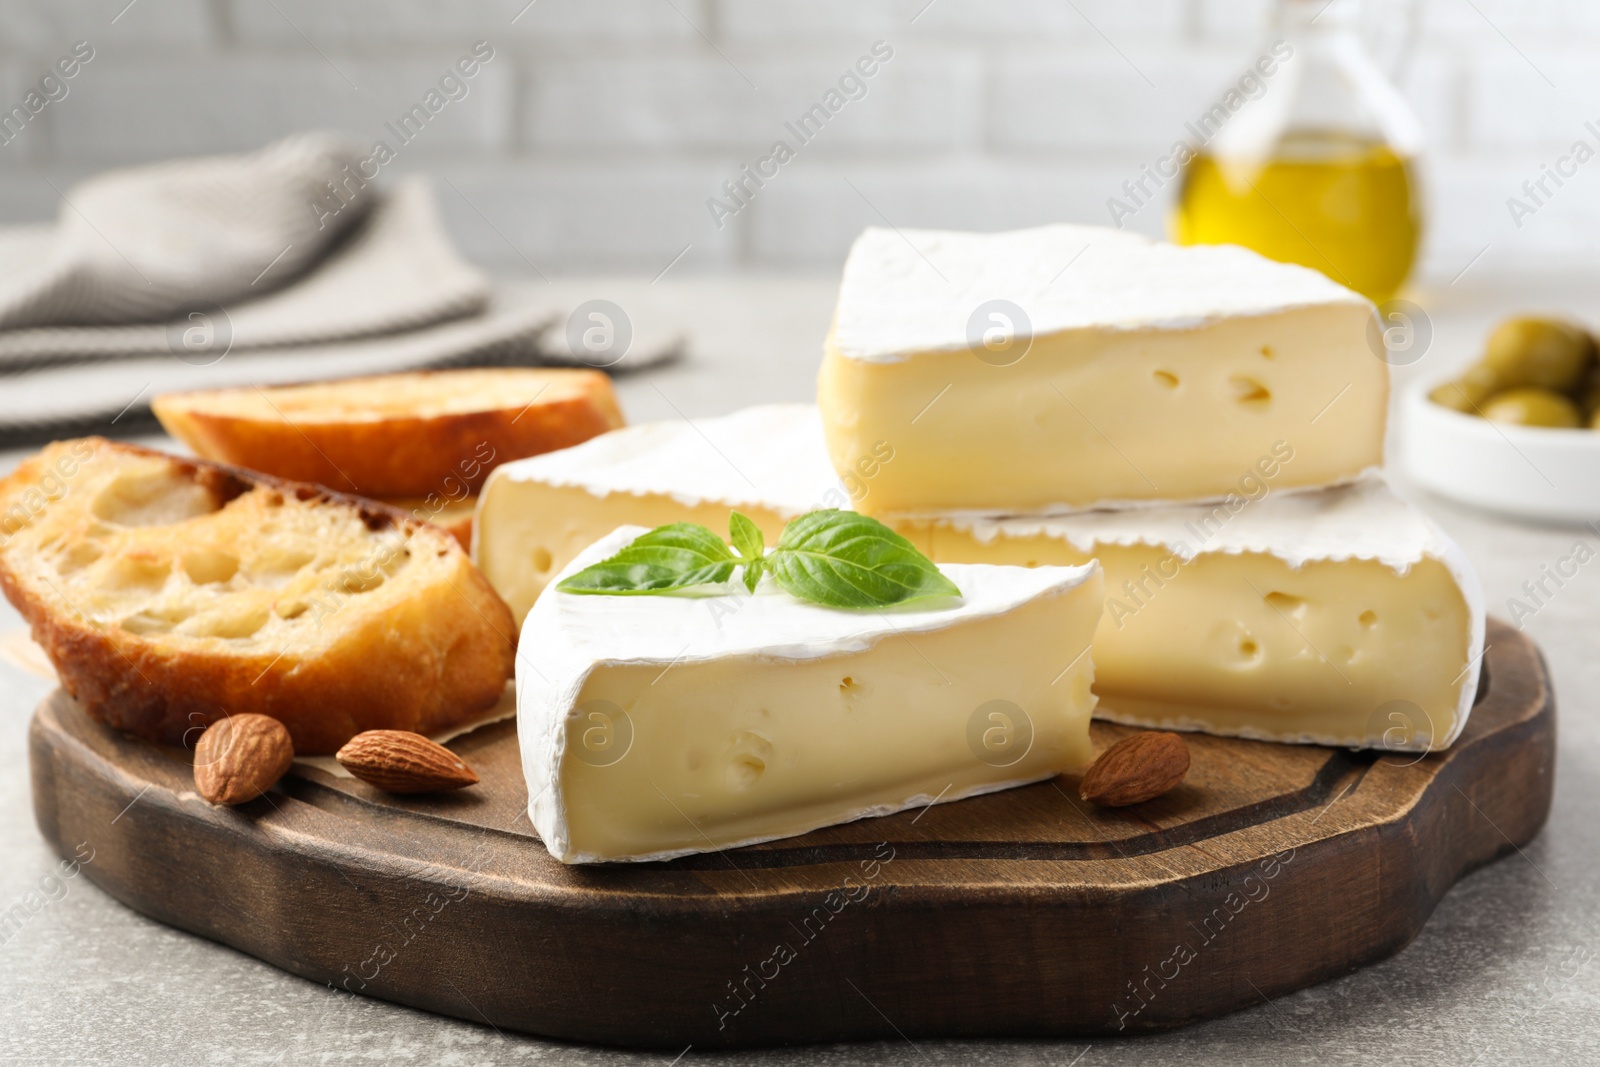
[1581,372,1600,418]
[1428,364,1499,413]
[1481,387,1582,428]
[1482,316,1597,392]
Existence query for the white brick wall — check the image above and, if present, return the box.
[0,0,1594,281]
[540,49,982,155]
[41,56,516,163]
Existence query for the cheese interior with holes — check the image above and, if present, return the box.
[899,476,1484,749]
[518,527,1103,863]
[817,224,1386,515]
[480,406,1483,755]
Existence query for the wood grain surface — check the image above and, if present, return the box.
[29,618,1554,1049]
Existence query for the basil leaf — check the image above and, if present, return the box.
[728,511,766,593]
[557,523,735,595]
[767,509,961,608]
[554,510,961,610]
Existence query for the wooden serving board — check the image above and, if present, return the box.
[29,619,1553,1049]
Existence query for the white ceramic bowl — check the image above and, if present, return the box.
[1401,379,1600,524]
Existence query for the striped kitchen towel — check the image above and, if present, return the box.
[0,133,681,444]
[0,132,374,331]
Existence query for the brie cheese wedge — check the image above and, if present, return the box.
[818,224,1386,516]
[476,404,844,624]
[907,476,1484,750]
[518,527,1103,864]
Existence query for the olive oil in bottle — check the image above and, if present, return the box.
[1171,0,1424,304]
[1174,131,1420,304]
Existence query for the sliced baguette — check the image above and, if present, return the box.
[152,368,625,498]
[379,494,477,550]
[0,438,516,755]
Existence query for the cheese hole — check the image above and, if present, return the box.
[1338,645,1356,664]
[532,547,553,573]
[727,754,766,791]
[1230,376,1272,407]
[1210,620,1263,668]
[1359,610,1378,629]
[839,676,859,696]
[1263,591,1306,620]
[1153,370,1180,389]
[725,731,773,791]
[1259,345,1275,359]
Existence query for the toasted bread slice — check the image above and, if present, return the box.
[380,494,477,550]
[152,368,625,498]
[0,438,516,755]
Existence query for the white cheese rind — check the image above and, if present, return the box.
[832,224,1370,364]
[947,475,1470,575]
[475,405,850,623]
[518,527,1102,863]
[483,403,842,516]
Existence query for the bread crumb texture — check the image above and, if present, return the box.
[0,438,515,754]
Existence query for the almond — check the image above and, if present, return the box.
[335,730,479,793]
[1079,731,1190,807]
[194,714,295,805]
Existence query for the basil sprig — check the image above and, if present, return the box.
[557,509,961,609]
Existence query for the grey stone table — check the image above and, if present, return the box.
[3,274,1600,1066]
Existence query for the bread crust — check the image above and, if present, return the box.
[0,439,516,755]
[153,368,625,497]
[379,494,476,551]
